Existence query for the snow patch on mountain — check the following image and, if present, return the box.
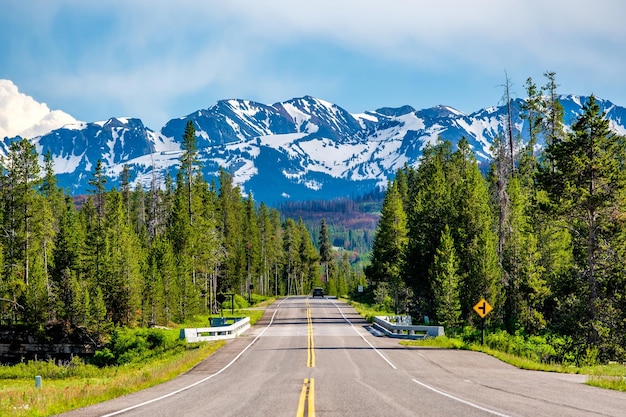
[3,81,626,204]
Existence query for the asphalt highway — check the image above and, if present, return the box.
[56,297,626,416]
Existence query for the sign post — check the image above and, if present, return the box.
[473,298,493,345]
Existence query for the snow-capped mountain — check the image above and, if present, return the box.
[2,89,626,204]
[31,117,176,193]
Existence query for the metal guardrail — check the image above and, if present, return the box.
[180,317,251,342]
[373,316,444,339]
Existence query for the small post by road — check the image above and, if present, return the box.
[35,375,42,388]
[481,318,485,345]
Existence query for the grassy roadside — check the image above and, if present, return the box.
[345,299,394,322]
[0,307,268,417]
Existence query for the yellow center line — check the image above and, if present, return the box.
[308,378,315,417]
[306,299,315,367]
[296,378,315,417]
[297,301,316,417]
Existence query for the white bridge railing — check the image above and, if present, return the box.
[180,317,250,343]
[373,316,444,339]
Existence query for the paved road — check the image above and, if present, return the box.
[57,297,626,416]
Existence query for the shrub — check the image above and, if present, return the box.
[90,327,179,367]
[459,326,481,344]
[146,330,166,350]
[92,347,116,367]
[483,330,557,363]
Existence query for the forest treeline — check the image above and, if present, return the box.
[0,120,359,339]
[366,72,626,362]
[278,189,384,257]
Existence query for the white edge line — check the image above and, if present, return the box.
[330,299,397,370]
[412,378,512,417]
[100,298,288,417]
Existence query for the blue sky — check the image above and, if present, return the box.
[2,0,625,130]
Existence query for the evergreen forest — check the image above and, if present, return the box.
[0,120,360,342]
[367,73,626,363]
[3,72,626,365]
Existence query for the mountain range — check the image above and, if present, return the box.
[2,80,626,204]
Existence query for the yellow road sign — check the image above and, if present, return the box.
[473,298,493,319]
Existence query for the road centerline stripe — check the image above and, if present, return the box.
[306,299,315,367]
[296,378,315,417]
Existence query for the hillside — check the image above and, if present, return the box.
[278,189,384,263]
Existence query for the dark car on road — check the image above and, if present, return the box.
[312,287,324,298]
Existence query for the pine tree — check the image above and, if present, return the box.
[318,218,333,283]
[120,164,131,221]
[520,77,543,176]
[503,176,547,334]
[540,95,626,354]
[542,71,566,171]
[87,160,107,281]
[1,138,42,322]
[450,139,501,324]
[217,169,244,292]
[180,120,198,226]
[297,219,320,295]
[431,225,461,334]
[102,190,142,325]
[88,159,107,219]
[41,150,65,221]
[282,218,300,295]
[146,237,177,325]
[403,141,453,318]
[29,192,56,322]
[268,207,283,296]
[89,284,107,336]
[242,194,260,301]
[258,203,272,296]
[51,197,83,322]
[167,171,198,321]
[337,251,351,297]
[367,180,408,313]
[192,174,222,313]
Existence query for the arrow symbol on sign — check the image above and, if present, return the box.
[478,302,486,315]
[473,298,492,318]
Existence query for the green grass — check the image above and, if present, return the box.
[0,341,224,417]
[587,375,626,391]
[0,303,271,416]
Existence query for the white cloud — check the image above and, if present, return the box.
[0,79,79,139]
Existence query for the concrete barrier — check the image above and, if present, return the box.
[180,317,251,343]
[373,316,444,339]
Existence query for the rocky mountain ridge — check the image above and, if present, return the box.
[3,87,626,204]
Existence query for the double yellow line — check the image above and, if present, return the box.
[296,378,315,417]
[306,299,315,368]
[297,300,316,417]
